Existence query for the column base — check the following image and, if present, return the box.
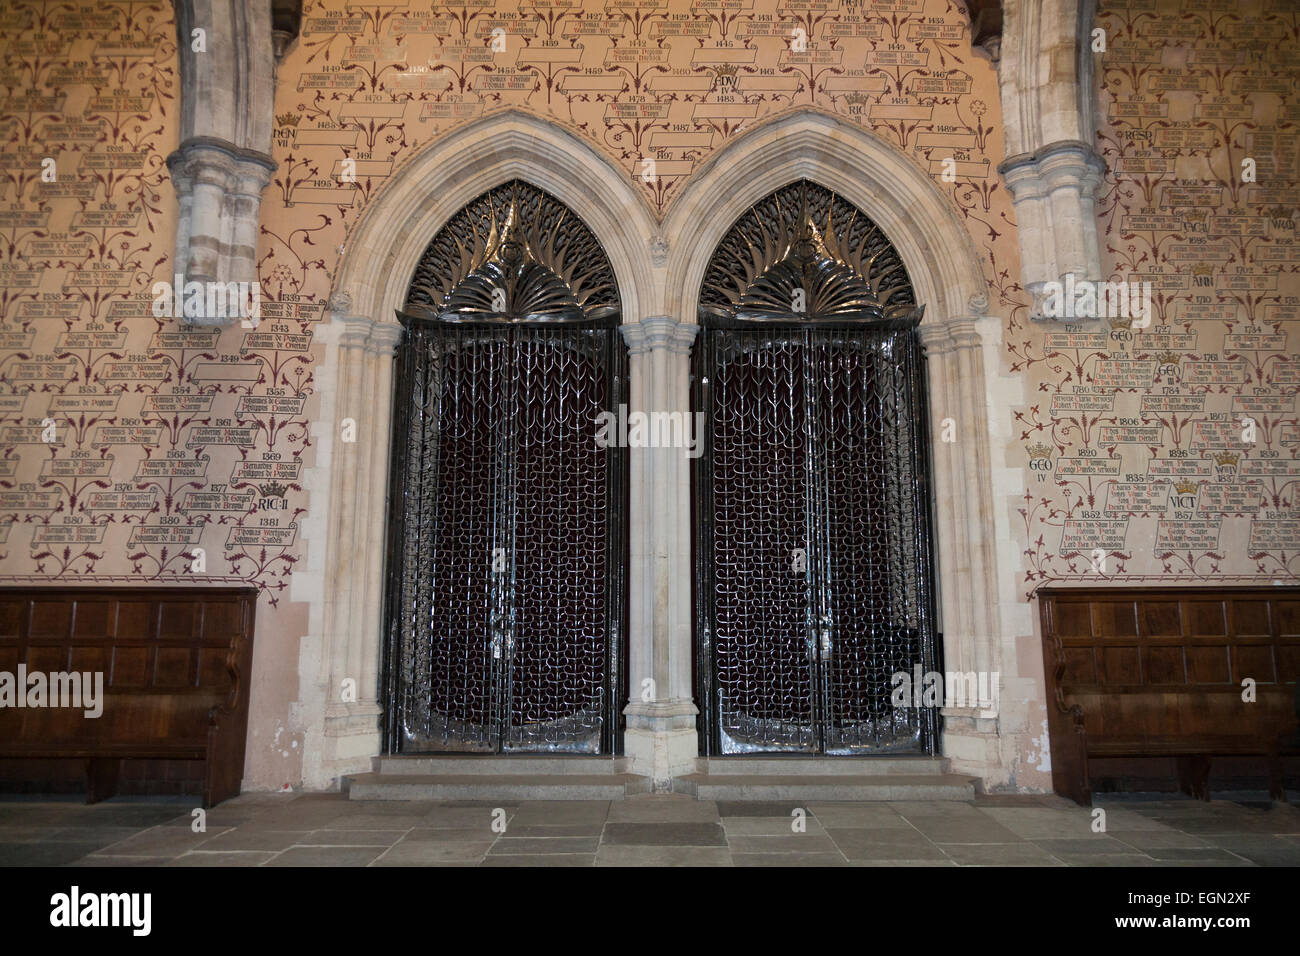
[624,728,700,792]
[304,701,381,789]
[623,698,699,790]
[940,710,1007,790]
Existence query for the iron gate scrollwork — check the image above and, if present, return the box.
[694,180,941,756]
[383,181,627,754]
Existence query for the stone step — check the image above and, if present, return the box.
[671,773,978,801]
[373,755,630,776]
[343,772,651,801]
[696,756,950,776]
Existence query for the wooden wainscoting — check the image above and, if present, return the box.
[1038,587,1300,804]
[0,587,258,806]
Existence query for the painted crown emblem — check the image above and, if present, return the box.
[1157,351,1181,365]
[1191,263,1214,277]
[1174,479,1198,495]
[1214,451,1239,467]
[258,480,289,498]
[713,63,739,79]
[1025,442,1053,460]
[276,112,302,128]
[843,91,869,105]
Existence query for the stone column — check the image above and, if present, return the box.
[316,298,403,781]
[918,310,1003,773]
[169,0,280,323]
[620,315,699,789]
[165,138,276,310]
[999,141,1106,321]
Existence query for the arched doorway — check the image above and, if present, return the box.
[693,180,941,756]
[382,180,627,755]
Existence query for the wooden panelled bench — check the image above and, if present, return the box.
[0,587,258,807]
[1038,587,1300,805]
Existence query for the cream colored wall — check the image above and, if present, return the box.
[11,0,1284,795]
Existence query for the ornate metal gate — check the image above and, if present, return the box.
[383,181,626,754]
[693,180,940,755]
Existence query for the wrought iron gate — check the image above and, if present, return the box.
[383,181,626,754]
[694,180,940,755]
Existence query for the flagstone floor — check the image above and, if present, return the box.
[1,791,1297,866]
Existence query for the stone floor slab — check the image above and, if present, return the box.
[607,797,720,823]
[487,836,601,854]
[601,822,727,846]
[977,808,1097,839]
[733,852,846,866]
[482,854,594,867]
[268,845,384,866]
[166,851,278,867]
[722,817,827,836]
[904,816,1024,844]
[374,841,493,864]
[807,805,911,828]
[939,843,1066,866]
[726,833,839,853]
[507,801,610,826]
[595,845,732,866]
[194,829,313,852]
[0,842,105,866]
[299,829,407,846]
[715,801,810,818]
[825,828,946,861]
[418,807,512,829]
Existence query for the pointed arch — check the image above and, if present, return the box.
[663,110,986,323]
[331,109,657,328]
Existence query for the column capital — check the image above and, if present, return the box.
[166,135,278,178]
[944,317,985,349]
[167,136,278,288]
[918,322,953,352]
[337,314,377,349]
[920,316,985,352]
[620,315,699,355]
[998,139,1106,199]
[366,322,404,356]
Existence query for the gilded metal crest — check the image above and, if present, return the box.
[403,180,620,325]
[699,180,920,325]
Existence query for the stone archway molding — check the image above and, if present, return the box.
[304,106,1011,788]
[662,109,986,319]
[299,110,658,788]
[649,109,1008,781]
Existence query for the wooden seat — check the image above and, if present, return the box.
[1038,587,1300,805]
[0,588,258,807]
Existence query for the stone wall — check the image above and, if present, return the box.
[1,0,1026,790]
[8,0,1292,794]
[0,0,308,790]
[1012,0,1299,592]
[1002,0,1300,787]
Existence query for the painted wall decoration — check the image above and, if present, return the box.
[0,0,1295,789]
[1014,0,1299,594]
